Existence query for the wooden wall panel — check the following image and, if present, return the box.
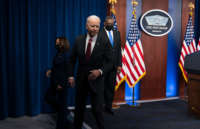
[115,0,126,45]
[111,0,195,101]
[140,0,168,100]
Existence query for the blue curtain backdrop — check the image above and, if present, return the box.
[0,0,107,119]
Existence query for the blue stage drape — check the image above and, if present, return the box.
[0,0,107,119]
[166,0,182,97]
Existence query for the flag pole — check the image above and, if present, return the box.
[183,2,195,101]
[132,0,138,19]
[125,0,140,107]
[188,2,194,17]
[132,0,141,107]
[109,0,117,15]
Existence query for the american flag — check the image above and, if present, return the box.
[197,37,200,51]
[123,15,146,87]
[111,12,126,90]
[178,16,196,82]
[115,48,126,89]
[111,13,118,31]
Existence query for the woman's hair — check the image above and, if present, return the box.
[56,37,70,52]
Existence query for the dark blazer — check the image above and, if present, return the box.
[100,29,122,71]
[51,52,70,88]
[69,33,112,80]
[45,52,70,106]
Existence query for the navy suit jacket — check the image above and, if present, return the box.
[100,29,122,71]
[69,33,112,93]
[69,33,112,76]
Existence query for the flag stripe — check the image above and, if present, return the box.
[197,38,200,51]
[132,46,141,76]
[134,40,145,73]
[124,59,137,81]
[124,43,138,81]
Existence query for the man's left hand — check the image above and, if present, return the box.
[88,69,101,80]
[56,85,63,91]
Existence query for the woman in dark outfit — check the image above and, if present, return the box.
[46,37,72,129]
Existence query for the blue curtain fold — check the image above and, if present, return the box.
[0,0,107,119]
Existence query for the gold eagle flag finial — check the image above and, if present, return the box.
[109,0,117,15]
[188,2,195,16]
[132,0,138,19]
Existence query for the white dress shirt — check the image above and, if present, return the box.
[85,34,98,54]
[104,28,114,41]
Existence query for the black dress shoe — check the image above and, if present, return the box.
[104,108,114,116]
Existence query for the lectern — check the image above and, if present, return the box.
[184,51,200,117]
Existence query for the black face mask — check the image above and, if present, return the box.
[105,25,113,31]
[55,44,60,50]
[55,44,65,53]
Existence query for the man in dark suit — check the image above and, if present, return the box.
[100,16,122,115]
[68,15,112,129]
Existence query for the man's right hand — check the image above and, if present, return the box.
[46,70,51,78]
[68,77,75,87]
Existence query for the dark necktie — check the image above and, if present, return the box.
[85,38,93,61]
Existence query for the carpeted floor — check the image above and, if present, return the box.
[0,99,199,129]
[86,99,200,129]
